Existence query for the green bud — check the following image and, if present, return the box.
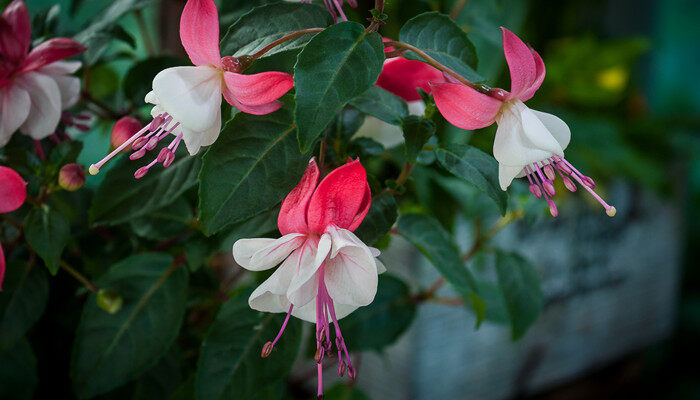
[96,289,123,314]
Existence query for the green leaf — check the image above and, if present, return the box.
[89,147,201,226]
[97,350,182,400]
[198,106,310,235]
[0,338,37,400]
[24,205,70,275]
[354,193,397,245]
[349,86,409,126]
[341,275,416,352]
[399,11,481,82]
[294,22,385,152]
[402,115,435,163]
[129,198,193,240]
[434,144,508,215]
[195,288,302,400]
[494,251,542,339]
[325,383,371,400]
[123,56,185,106]
[397,214,484,323]
[220,3,331,58]
[71,253,188,399]
[0,262,49,352]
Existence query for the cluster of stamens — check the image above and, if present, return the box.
[89,113,183,179]
[260,266,355,399]
[524,155,616,218]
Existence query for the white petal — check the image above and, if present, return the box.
[145,90,158,105]
[287,238,328,305]
[179,106,221,155]
[38,60,82,75]
[0,85,31,147]
[369,247,381,257]
[324,226,378,306]
[16,72,62,139]
[232,233,305,271]
[52,75,81,109]
[531,109,571,150]
[152,65,222,132]
[248,254,297,314]
[493,100,564,190]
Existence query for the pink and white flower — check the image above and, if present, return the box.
[0,0,86,147]
[0,165,27,290]
[232,158,384,397]
[89,0,294,178]
[431,28,615,217]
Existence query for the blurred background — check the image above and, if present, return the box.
[4,0,700,398]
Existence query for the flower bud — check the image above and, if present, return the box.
[96,289,123,314]
[111,116,142,151]
[58,163,86,191]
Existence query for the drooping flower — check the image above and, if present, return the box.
[377,39,443,102]
[0,0,86,147]
[0,166,27,289]
[232,158,384,398]
[89,0,294,178]
[431,27,615,217]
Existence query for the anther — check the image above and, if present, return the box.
[337,361,346,377]
[581,176,595,188]
[261,341,274,358]
[134,166,150,179]
[163,152,175,168]
[529,184,542,198]
[130,148,147,160]
[347,365,357,380]
[542,180,556,197]
[132,136,148,150]
[149,115,164,131]
[543,164,556,181]
[157,148,170,163]
[547,199,558,218]
[314,347,324,364]
[562,176,577,192]
[317,326,326,342]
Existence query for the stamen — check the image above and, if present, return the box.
[89,124,149,175]
[533,163,555,197]
[543,163,556,181]
[317,363,324,399]
[134,158,158,179]
[525,166,542,198]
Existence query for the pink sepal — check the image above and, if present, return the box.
[431,82,502,130]
[278,159,320,235]
[20,38,86,73]
[501,27,544,101]
[0,0,31,62]
[223,71,294,107]
[0,166,27,213]
[180,0,222,68]
[306,159,371,233]
[376,57,443,101]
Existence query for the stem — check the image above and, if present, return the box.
[250,28,324,61]
[367,0,386,32]
[462,210,524,261]
[384,41,486,92]
[134,9,156,56]
[449,0,469,20]
[395,161,415,188]
[430,296,463,306]
[60,261,99,293]
[318,137,327,176]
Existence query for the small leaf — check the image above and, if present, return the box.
[220,3,331,58]
[0,262,49,352]
[123,56,185,106]
[0,338,37,400]
[70,253,188,399]
[397,213,483,322]
[349,86,408,126]
[24,206,70,275]
[198,106,310,235]
[341,275,416,352]
[494,251,542,339]
[354,193,397,246]
[89,146,200,226]
[399,11,481,82]
[434,144,508,215]
[294,22,385,152]
[402,115,435,163]
[195,288,302,400]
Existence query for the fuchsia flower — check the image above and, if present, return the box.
[0,166,27,289]
[232,158,384,398]
[431,28,615,217]
[0,0,86,147]
[377,40,443,102]
[89,0,294,178]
